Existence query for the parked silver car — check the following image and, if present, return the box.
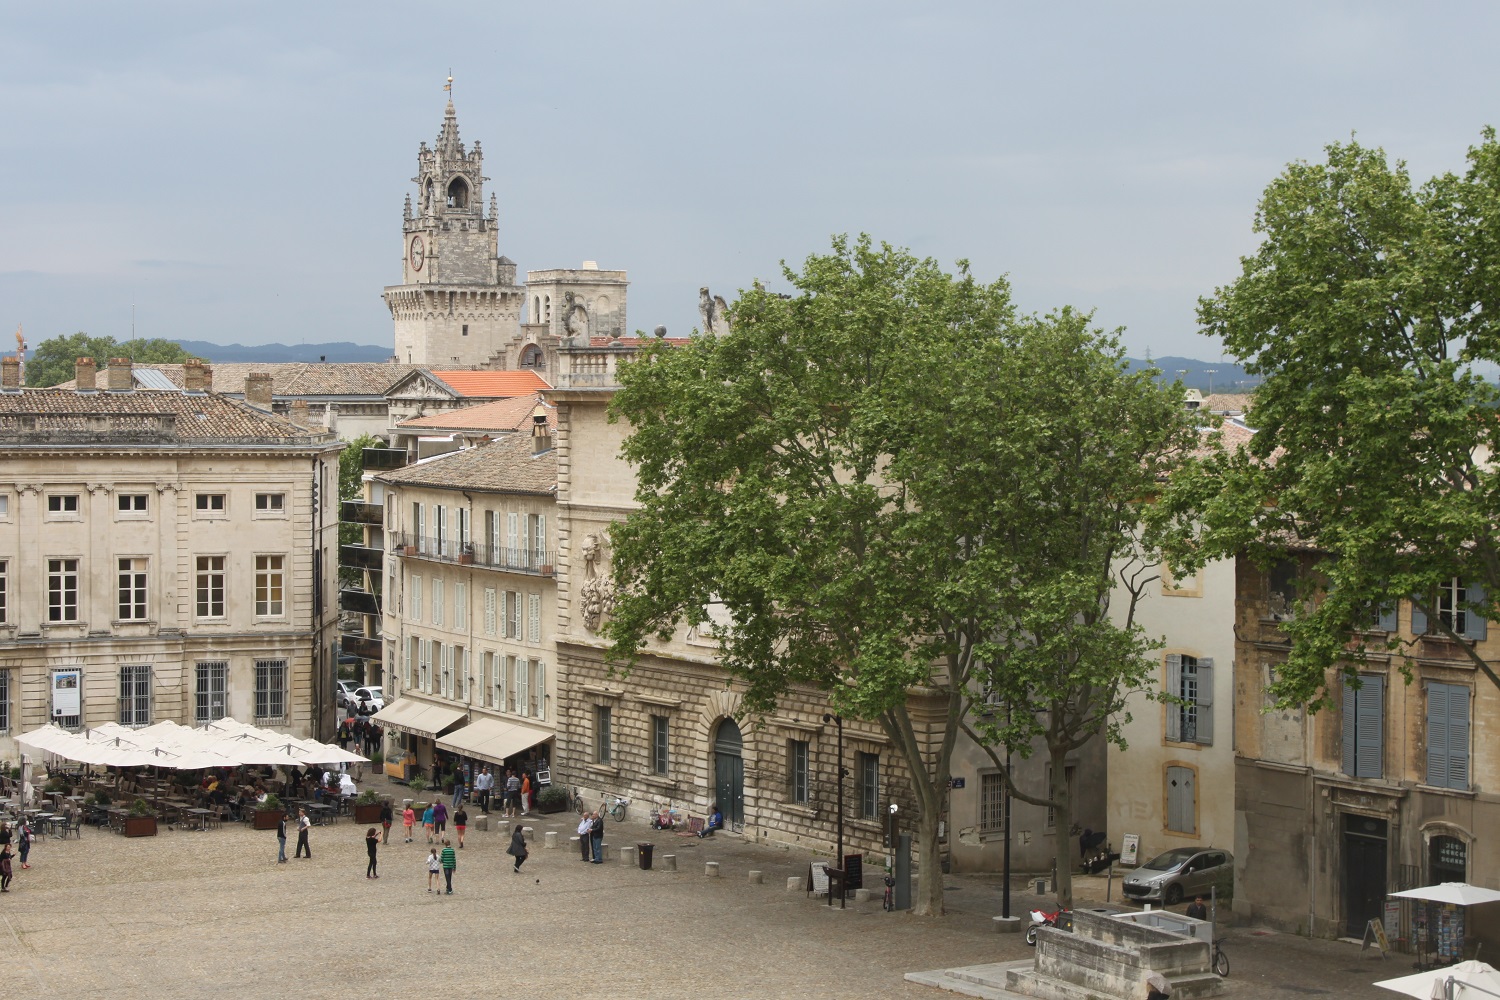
[1121,847,1233,905]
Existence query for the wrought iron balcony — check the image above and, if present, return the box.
[391,532,555,576]
[341,633,383,661]
[362,447,409,471]
[340,500,384,525]
[339,544,385,571]
[339,588,381,616]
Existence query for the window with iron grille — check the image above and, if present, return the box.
[652,715,670,776]
[980,772,1005,831]
[0,669,9,732]
[119,665,151,726]
[857,752,879,819]
[195,661,228,724]
[117,558,148,620]
[788,739,808,804]
[255,659,287,721]
[0,559,7,624]
[596,705,613,764]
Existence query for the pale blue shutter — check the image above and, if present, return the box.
[1165,654,1182,742]
[1411,601,1428,635]
[1356,674,1384,778]
[1377,604,1398,632]
[1446,684,1470,790]
[1342,676,1359,777]
[1427,683,1450,787]
[1464,583,1488,640]
[1196,658,1214,745]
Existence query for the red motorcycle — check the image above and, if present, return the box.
[1026,906,1069,946]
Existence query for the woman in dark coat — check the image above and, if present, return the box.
[365,827,380,879]
[506,826,529,873]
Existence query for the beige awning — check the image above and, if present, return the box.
[370,697,467,739]
[436,716,552,766]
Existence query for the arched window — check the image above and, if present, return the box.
[519,344,545,370]
[446,177,469,209]
[1431,835,1467,883]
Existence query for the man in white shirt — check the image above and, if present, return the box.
[474,768,493,813]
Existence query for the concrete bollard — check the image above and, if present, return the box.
[544,831,557,849]
[854,888,873,902]
[620,845,637,867]
[705,862,720,877]
[788,876,805,891]
[402,798,413,810]
[472,814,489,832]
[521,826,534,841]
[660,854,677,871]
[748,870,763,884]
[993,915,1023,934]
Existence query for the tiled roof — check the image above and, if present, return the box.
[428,370,552,397]
[1199,393,1253,415]
[396,394,556,433]
[375,431,557,496]
[1190,419,1260,460]
[587,336,693,347]
[0,388,338,445]
[53,362,417,396]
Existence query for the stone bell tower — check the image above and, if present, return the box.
[384,92,524,367]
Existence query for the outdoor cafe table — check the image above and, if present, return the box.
[183,808,215,832]
[306,803,335,826]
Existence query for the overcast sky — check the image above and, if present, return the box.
[2,2,1497,361]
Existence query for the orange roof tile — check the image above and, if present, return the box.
[429,370,552,397]
[396,394,556,433]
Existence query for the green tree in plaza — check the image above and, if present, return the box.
[1162,132,1500,708]
[339,434,382,589]
[24,331,193,386]
[603,235,1198,913]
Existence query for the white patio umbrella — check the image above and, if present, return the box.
[1392,884,1500,907]
[1376,959,1500,998]
[17,724,80,755]
[291,741,367,765]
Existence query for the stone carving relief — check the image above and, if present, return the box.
[563,291,589,338]
[579,531,615,634]
[698,287,731,336]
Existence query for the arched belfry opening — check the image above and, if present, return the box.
[446,177,469,209]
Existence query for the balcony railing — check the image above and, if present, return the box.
[341,634,383,661]
[339,588,381,616]
[391,532,555,576]
[340,500,384,525]
[339,544,385,571]
[362,447,409,471]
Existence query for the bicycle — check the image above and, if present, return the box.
[883,871,895,912]
[569,787,586,813]
[1210,935,1229,977]
[603,794,629,823]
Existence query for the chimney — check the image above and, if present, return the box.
[75,357,97,390]
[183,358,206,392]
[244,372,274,410]
[107,357,133,391]
[1,356,19,389]
[290,399,310,427]
[530,401,552,454]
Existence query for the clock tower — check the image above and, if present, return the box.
[384,95,524,367]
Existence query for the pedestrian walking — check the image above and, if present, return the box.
[426,848,441,892]
[475,766,492,813]
[294,808,312,859]
[365,827,380,879]
[507,825,529,873]
[451,765,465,810]
[454,805,467,848]
[403,803,416,843]
[276,812,288,863]
[432,799,448,839]
[379,800,393,844]
[589,808,605,864]
[520,771,532,815]
[0,844,12,892]
[504,769,520,818]
[422,803,434,843]
[440,839,457,894]
[17,820,33,868]
[577,811,593,862]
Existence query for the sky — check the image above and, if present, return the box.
[2,2,1498,362]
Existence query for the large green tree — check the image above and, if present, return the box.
[604,235,1196,913]
[1165,132,1500,707]
[25,331,194,386]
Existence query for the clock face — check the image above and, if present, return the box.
[409,235,425,272]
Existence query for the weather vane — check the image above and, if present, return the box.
[444,70,453,98]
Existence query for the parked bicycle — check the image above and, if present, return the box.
[883,870,896,912]
[602,794,629,822]
[1211,936,1229,977]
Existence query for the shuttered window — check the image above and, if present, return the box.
[1412,580,1488,640]
[1166,765,1196,835]
[483,588,497,636]
[1165,654,1214,745]
[454,582,467,632]
[1426,682,1471,790]
[1341,674,1385,779]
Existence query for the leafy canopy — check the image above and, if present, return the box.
[25,331,194,387]
[1167,131,1500,705]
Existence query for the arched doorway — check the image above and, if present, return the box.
[712,718,744,831]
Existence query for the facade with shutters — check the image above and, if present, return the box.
[1233,554,1500,946]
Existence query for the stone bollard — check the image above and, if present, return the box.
[472,814,489,832]
[521,826,534,841]
[660,854,677,872]
[620,845,637,867]
[402,798,413,810]
[748,870,763,884]
[993,915,1023,934]
[854,888,873,902]
[599,842,609,859]
[788,876,805,892]
[544,831,557,849]
[705,861,720,877]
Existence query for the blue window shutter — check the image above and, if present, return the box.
[1165,654,1181,742]
[1411,600,1428,635]
[1356,674,1385,779]
[1196,658,1214,745]
[1377,604,1398,632]
[1465,583,1488,641]
[1427,683,1451,787]
[1448,685,1470,790]
[1342,677,1358,777]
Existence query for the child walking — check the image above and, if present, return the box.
[422,803,435,844]
[402,804,415,843]
[426,848,441,892]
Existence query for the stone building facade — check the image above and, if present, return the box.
[0,358,343,762]
[1234,554,1500,947]
[545,343,931,857]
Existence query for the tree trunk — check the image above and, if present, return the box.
[880,697,956,917]
[1050,744,1074,907]
[915,802,943,915]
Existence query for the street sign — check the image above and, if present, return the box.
[949,777,965,789]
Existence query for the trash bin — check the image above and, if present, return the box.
[638,843,655,870]
[1034,878,1049,894]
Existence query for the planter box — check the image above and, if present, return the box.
[251,809,285,831]
[402,545,417,556]
[539,564,554,577]
[123,815,158,838]
[353,803,383,824]
[458,552,475,565]
[536,796,569,814]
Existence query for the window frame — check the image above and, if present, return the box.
[1342,673,1386,780]
[1426,681,1471,790]
[0,558,8,625]
[195,555,226,619]
[116,493,150,517]
[254,554,286,618]
[46,493,81,517]
[979,771,1005,831]
[653,715,671,777]
[117,557,149,621]
[194,661,229,724]
[857,751,879,820]
[47,557,81,623]
[194,492,228,517]
[787,738,808,804]
[255,659,288,721]
[119,664,152,727]
[253,492,287,516]
[595,704,613,764]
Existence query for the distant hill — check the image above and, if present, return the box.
[171,340,393,363]
[1126,356,1260,395]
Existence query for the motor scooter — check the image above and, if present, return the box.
[1026,906,1069,946]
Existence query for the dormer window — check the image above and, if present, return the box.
[446,177,469,209]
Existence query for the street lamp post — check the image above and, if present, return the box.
[823,713,845,867]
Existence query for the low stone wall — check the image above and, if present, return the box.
[1009,909,1222,1000]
